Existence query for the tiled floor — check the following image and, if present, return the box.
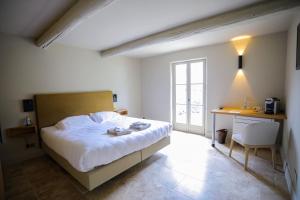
[4,131,290,200]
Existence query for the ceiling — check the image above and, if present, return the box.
[0,0,76,37]
[0,0,298,58]
[123,8,298,58]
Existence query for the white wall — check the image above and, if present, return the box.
[141,32,287,136]
[0,33,141,163]
[282,13,300,200]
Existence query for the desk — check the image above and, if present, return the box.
[211,108,286,147]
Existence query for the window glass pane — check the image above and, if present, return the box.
[176,104,186,124]
[191,62,203,83]
[191,105,203,126]
[191,84,203,105]
[176,85,186,104]
[175,64,187,84]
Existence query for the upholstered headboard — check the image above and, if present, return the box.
[35,91,114,130]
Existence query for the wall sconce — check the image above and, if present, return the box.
[113,94,118,102]
[231,35,251,70]
[238,55,243,69]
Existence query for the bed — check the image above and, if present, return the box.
[35,91,171,191]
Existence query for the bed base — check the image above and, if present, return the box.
[43,136,170,191]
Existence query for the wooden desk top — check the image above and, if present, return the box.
[211,108,287,120]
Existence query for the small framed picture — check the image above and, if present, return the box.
[297,23,300,70]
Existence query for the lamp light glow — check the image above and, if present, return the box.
[231,35,251,41]
[237,69,244,77]
[231,35,251,55]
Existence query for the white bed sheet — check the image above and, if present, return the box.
[41,116,172,172]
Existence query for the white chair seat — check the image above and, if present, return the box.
[232,133,243,144]
[229,121,280,170]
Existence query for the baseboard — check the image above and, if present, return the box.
[280,148,296,199]
[284,160,293,193]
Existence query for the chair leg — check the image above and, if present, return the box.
[254,148,258,156]
[229,139,235,157]
[271,146,276,169]
[244,146,250,171]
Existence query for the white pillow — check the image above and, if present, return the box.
[55,115,97,130]
[90,111,119,124]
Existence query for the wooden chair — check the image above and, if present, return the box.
[229,122,280,170]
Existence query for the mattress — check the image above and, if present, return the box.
[41,116,172,172]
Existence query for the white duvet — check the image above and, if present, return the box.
[41,116,172,172]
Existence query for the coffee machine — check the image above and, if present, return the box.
[264,97,280,114]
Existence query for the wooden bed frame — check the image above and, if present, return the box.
[34,91,170,191]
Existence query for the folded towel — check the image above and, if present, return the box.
[107,122,151,136]
[130,122,151,131]
[107,127,132,136]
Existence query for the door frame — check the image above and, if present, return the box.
[171,58,207,135]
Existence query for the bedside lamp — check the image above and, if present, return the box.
[113,94,118,103]
[22,99,34,126]
[113,94,117,110]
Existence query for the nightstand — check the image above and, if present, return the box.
[0,161,4,200]
[6,125,37,148]
[114,109,128,116]
[6,125,37,137]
